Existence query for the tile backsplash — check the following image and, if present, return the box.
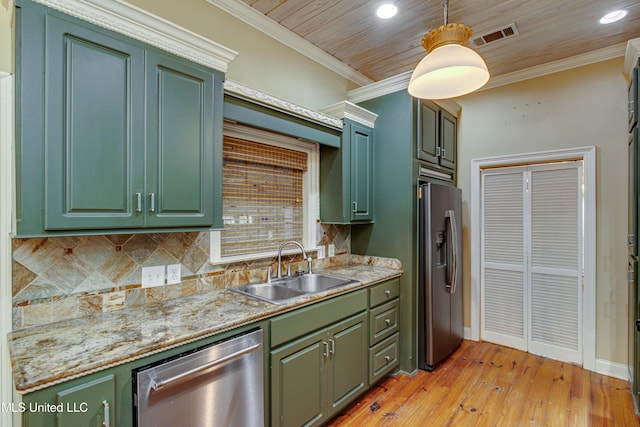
[12,224,351,329]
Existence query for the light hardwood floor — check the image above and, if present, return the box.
[329,340,640,426]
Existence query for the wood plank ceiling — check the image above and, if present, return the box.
[241,0,640,82]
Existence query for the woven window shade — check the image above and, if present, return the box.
[221,137,307,257]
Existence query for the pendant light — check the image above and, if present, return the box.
[408,0,489,99]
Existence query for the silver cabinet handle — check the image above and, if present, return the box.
[384,355,391,364]
[629,233,635,248]
[442,147,446,158]
[329,339,335,357]
[385,319,391,326]
[150,343,261,391]
[629,265,635,284]
[436,146,441,157]
[384,290,391,297]
[102,400,110,427]
[352,201,357,213]
[323,341,329,359]
[149,193,155,213]
[135,193,142,213]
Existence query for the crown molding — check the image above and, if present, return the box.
[224,79,343,129]
[207,0,373,87]
[347,43,626,104]
[320,101,378,128]
[32,0,238,73]
[624,38,640,78]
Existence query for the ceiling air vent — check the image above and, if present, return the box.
[470,23,519,48]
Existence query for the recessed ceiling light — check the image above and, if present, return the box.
[599,10,628,24]
[377,3,398,19]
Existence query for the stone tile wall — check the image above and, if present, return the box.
[12,224,351,329]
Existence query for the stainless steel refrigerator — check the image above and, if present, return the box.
[418,181,463,371]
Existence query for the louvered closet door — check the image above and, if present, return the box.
[528,164,582,363]
[480,162,583,365]
[481,168,527,351]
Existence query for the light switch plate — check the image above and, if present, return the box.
[316,245,326,259]
[167,264,181,285]
[328,244,335,257]
[142,265,165,288]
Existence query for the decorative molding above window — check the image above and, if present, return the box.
[320,101,378,129]
[224,79,343,130]
[31,0,238,73]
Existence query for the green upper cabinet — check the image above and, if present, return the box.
[320,102,377,224]
[144,52,220,228]
[15,0,224,236]
[417,99,458,173]
[42,15,146,230]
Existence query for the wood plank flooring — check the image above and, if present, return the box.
[329,340,640,426]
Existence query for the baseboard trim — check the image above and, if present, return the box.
[595,358,630,381]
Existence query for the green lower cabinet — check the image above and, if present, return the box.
[22,369,126,427]
[271,312,368,427]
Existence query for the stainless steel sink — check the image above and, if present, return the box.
[278,273,355,293]
[232,273,357,304]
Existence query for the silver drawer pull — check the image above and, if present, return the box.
[385,319,391,326]
[102,400,110,427]
[384,355,391,364]
[384,290,391,297]
[135,192,142,213]
[149,192,155,213]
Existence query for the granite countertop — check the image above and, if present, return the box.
[8,256,402,394]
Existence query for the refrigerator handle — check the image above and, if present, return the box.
[445,209,459,294]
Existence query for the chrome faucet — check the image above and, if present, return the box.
[277,241,312,278]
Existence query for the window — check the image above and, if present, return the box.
[210,123,319,262]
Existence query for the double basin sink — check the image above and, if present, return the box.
[233,273,358,304]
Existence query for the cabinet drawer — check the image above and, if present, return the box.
[369,299,399,345]
[369,333,399,384]
[369,277,400,307]
[271,289,367,347]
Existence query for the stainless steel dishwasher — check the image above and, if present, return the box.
[133,329,264,427]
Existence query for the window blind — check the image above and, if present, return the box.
[221,136,307,257]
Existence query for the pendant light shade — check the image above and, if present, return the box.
[408,2,489,99]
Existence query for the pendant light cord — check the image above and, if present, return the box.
[443,0,449,25]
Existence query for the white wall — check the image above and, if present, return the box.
[456,58,629,364]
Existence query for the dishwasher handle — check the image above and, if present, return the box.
[150,343,261,391]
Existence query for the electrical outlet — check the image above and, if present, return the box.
[328,244,335,257]
[316,245,326,259]
[142,265,165,288]
[167,264,181,285]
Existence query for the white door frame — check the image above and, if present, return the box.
[0,72,16,427]
[470,146,596,372]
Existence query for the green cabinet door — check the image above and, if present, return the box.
[350,123,373,221]
[440,109,457,170]
[144,52,222,228]
[417,100,439,164]
[327,313,368,413]
[271,331,326,427]
[320,120,374,224]
[43,15,145,230]
[22,374,116,427]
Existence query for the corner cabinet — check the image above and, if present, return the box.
[320,119,375,224]
[417,99,457,174]
[16,1,224,236]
